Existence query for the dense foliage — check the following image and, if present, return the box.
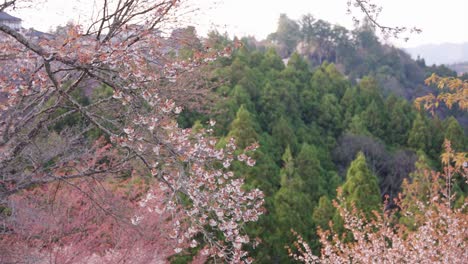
[1,1,467,263]
[176,19,467,261]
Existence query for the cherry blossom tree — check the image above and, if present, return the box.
[0,0,263,262]
[2,176,178,264]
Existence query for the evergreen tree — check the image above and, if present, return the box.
[230,84,254,111]
[317,93,342,135]
[229,56,249,84]
[425,116,445,160]
[386,99,413,146]
[407,113,430,152]
[237,68,263,102]
[347,114,372,136]
[286,52,310,75]
[260,47,285,72]
[359,76,382,106]
[341,86,363,126]
[295,143,327,203]
[324,63,348,98]
[228,105,258,149]
[279,146,296,186]
[312,196,336,230]
[384,93,398,111]
[272,146,314,262]
[444,117,466,151]
[310,64,333,96]
[341,152,381,218]
[361,100,387,139]
[283,52,310,93]
[258,81,283,131]
[270,13,301,57]
[299,83,320,124]
[272,116,299,157]
[275,79,301,122]
[326,170,342,197]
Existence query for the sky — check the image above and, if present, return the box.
[10,0,468,48]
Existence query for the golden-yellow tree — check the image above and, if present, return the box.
[415,74,468,112]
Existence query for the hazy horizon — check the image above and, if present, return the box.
[8,0,468,49]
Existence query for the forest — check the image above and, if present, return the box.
[0,0,467,263]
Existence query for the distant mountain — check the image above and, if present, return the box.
[405,42,468,65]
[447,62,468,75]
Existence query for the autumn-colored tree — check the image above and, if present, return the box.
[2,178,180,264]
[415,73,468,113]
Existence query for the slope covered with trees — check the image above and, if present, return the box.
[175,20,467,261]
[0,1,467,263]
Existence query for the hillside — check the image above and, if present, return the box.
[1,5,467,264]
[175,17,468,261]
[448,61,468,75]
[244,14,467,128]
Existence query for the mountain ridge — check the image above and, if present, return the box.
[405,42,468,65]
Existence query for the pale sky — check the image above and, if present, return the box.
[10,0,468,48]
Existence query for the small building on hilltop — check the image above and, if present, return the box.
[0,11,22,31]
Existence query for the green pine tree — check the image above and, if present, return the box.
[312,196,336,230]
[317,93,342,135]
[407,113,430,152]
[361,100,387,139]
[295,143,327,203]
[228,105,258,149]
[444,117,466,151]
[272,146,314,262]
[341,152,381,218]
[271,116,299,157]
[347,114,371,136]
[386,99,413,146]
